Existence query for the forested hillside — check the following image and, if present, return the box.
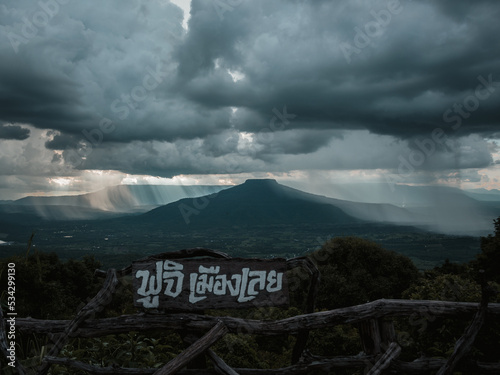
[1,221,499,374]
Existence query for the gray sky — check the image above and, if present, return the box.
[1,0,500,199]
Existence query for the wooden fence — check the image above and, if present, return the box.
[1,248,500,375]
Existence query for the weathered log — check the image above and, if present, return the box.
[379,319,396,345]
[41,355,373,375]
[359,319,382,355]
[182,331,208,369]
[390,357,445,373]
[44,356,214,375]
[366,342,401,375]
[290,257,320,364]
[391,357,500,374]
[36,268,119,375]
[235,356,377,374]
[40,355,374,375]
[359,318,396,358]
[153,320,228,375]
[44,356,157,375]
[207,349,240,375]
[15,299,500,338]
[42,354,500,375]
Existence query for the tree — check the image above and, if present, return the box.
[311,236,420,309]
[0,252,102,319]
[475,217,500,283]
[400,266,499,361]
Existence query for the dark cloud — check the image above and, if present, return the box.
[0,0,499,190]
[175,0,500,139]
[254,129,340,157]
[434,0,500,21]
[0,124,30,140]
[0,54,88,132]
[45,133,81,150]
[2,0,499,144]
[0,0,210,143]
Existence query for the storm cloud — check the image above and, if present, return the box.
[0,123,30,140]
[0,0,499,197]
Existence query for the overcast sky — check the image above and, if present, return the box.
[1,0,500,199]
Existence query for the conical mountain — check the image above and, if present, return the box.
[136,179,361,229]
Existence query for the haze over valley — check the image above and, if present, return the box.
[1,179,496,270]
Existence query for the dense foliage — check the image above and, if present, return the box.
[397,220,500,364]
[475,217,500,283]
[0,251,102,319]
[312,236,420,309]
[1,220,499,374]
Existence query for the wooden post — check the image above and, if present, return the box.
[290,257,320,364]
[37,268,118,375]
[366,342,401,375]
[436,278,493,375]
[154,320,228,375]
[379,319,396,349]
[359,319,382,355]
[207,349,240,375]
[182,331,207,369]
[177,309,208,370]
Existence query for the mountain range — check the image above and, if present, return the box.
[1,179,499,238]
[135,179,361,229]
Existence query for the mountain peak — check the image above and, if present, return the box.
[243,179,279,186]
[140,177,359,228]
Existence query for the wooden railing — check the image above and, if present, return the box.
[1,249,500,375]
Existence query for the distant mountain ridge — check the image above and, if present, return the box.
[1,179,492,268]
[13,184,229,210]
[464,188,500,202]
[0,184,229,222]
[283,182,500,235]
[1,180,499,236]
[131,179,500,235]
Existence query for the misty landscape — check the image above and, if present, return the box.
[1,178,498,269]
[1,0,500,373]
